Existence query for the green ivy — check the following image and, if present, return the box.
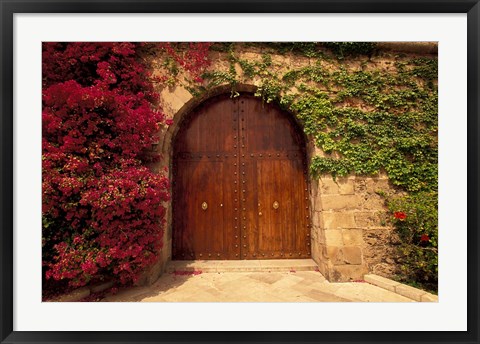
[282,63,437,193]
[322,42,376,58]
[198,46,437,194]
[159,43,438,291]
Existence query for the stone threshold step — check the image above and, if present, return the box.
[166,259,319,273]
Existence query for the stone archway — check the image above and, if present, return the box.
[144,83,379,285]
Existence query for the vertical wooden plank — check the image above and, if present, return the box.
[257,160,268,252]
[223,157,237,259]
[280,159,292,255]
[291,160,305,254]
[244,159,257,258]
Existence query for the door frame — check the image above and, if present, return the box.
[170,92,311,260]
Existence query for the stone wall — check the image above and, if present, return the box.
[140,43,434,285]
[310,173,402,282]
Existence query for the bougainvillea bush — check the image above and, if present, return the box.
[42,43,170,297]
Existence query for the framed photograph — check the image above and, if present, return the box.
[1,1,478,343]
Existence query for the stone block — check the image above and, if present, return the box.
[310,180,320,198]
[324,230,344,246]
[320,195,363,211]
[362,194,387,210]
[311,241,323,260]
[326,246,341,262]
[312,211,324,228]
[421,293,438,302]
[288,54,307,67]
[322,212,356,229]
[312,227,326,245]
[238,51,261,61]
[169,95,189,114]
[365,178,392,194]
[319,178,355,195]
[341,246,363,265]
[354,211,380,228]
[329,264,368,282]
[326,246,362,265]
[314,259,329,278]
[271,54,291,67]
[395,284,426,301]
[171,85,194,103]
[354,179,367,193]
[54,287,90,302]
[371,262,399,276]
[364,274,400,292]
[91,281,115,293]
[342,229,364,246]
[313,194,323,212]
[159,87,176,102]
[310,241,321,261]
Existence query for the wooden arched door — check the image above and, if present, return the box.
[172,94,310,260]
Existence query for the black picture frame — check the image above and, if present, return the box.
[1,1,478,343]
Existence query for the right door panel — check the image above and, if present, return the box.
[240,95,310,259]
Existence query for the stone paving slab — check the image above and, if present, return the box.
[165,259,318,273]
[364,274,438,302]
[104,270,413,303]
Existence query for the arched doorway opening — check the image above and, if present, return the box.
[172,93,311,260]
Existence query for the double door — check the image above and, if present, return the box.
[172,94,310,259]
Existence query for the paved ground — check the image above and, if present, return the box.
[104,261,413,302]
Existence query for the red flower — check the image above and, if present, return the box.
[394,211,407,220]
[420,234,430,242]
[42,42,171,290]
[165,118,174,126]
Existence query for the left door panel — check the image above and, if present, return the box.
[172,95,240,259]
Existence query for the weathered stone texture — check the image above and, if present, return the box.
[341,247,363,265]
[319,177,355,195]
[395,284,426,302]
[51,287,90,302]
[364,274,400,292]
[320,194,363,211]
[342,229,364,246]
[322,211,356,229]
[421,293,438,302]
[329,264,369,282]
[362,227,401,277]
[354,211,380,228]
[311,173,401,282]
[324,230,344,246]
[326,246,363,265]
